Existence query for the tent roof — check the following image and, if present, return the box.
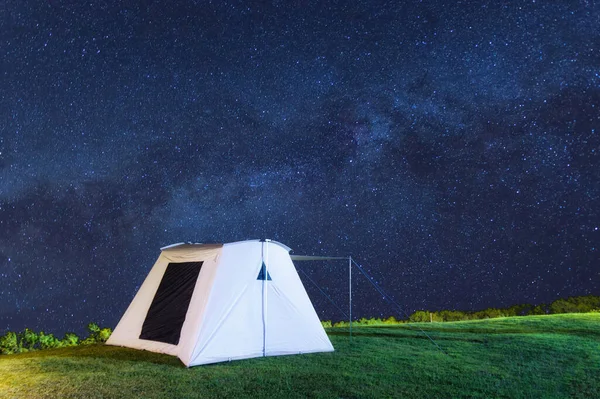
[289,255,348,261]
[160,239,292,253]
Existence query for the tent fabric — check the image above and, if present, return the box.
[107,240,333,366]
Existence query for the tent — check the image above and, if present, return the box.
[106,239,334,366]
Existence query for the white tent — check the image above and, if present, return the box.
[106,239,334,366]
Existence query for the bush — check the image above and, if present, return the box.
[81,322,112,344]
[0,322,113,356]
[20,328,39,350]
[38,332,61,350]
[357,317,384,326]
[383,316,401,324]
[439,310,468,322]
[62,333,79,346]
[549,296,600,314]
[0,332,19,355]
[97,328,112,342]
[529,304,548,315]
[505,304,533,316]
[409,311,430,323]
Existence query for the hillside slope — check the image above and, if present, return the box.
[1,313,598,399]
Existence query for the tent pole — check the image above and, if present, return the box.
[349,256,352,342]
[261,240,267,357]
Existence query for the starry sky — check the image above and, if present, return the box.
[1,0,599,337]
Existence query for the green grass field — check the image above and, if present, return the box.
[1,313,598,399]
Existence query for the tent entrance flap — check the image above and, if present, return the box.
[140,261,204,345]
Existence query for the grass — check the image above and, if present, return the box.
[1,313,599,398]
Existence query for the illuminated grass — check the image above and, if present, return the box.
[1,313,598,398]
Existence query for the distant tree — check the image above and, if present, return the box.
[529,304,548,315]
[20,328,39,351]
[81,323,112,344]
[333,321,349,328]
[549,296,600,314]
[38,332,60,350]
[550,298,576,314]
[97,328,112,343]
[82,322,100,344]
[357,317,383,326]
[569,295,600,313]
[439,310,467,322]
[473,308,504,319]
[0,332,19,355]
[505,304,533,317]
[62,333,79,346]
[409,311,430,323]
[88,322,100,334]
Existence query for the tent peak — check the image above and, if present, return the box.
[160,242,222,251]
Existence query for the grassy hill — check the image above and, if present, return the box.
[1,313,598,399]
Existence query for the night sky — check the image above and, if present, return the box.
[1,1,599,337]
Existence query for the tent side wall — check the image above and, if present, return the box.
[106,244,223,358]
[264,243,334,356]
[175,246,225,366]
[188,241,333,366]
[188,241,265,366]
[106,253,179,355]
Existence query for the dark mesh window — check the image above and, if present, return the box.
[140,261,203,345]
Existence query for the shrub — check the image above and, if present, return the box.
[529,304,548,315]
[97,328,112,343]
[0,323,114,356]
[409,311,430,323]
[62,333,79,346]
[0,332,19,355]
[20,328,39,350]
[549,296,600,314]
[81,322,112,344]
[357,317,383,326]
[439,310,467,322]
[38,332,60,350]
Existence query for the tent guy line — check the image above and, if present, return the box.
[350,258,449,357]
[296,267,349,319]
[292,254,449,356]
[107,239,446,366]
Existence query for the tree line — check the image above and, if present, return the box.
[1,295,598,355]
[321,294,600,327]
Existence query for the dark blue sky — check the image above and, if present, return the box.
[1,0,599,337]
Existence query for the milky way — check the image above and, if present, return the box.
[1,0,599,336]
